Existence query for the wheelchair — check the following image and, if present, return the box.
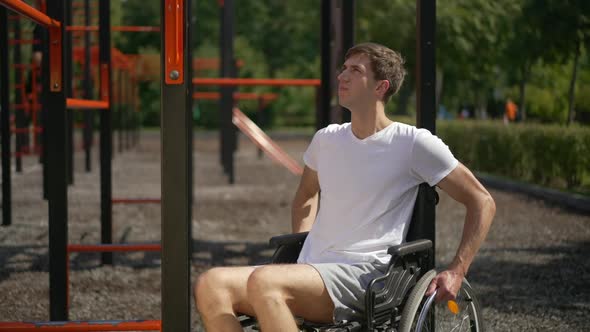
[239,184,484,331]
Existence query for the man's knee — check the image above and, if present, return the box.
[246,266,285,304]
[194,268,232,311]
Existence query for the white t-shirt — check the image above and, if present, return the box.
[297,122,458,265]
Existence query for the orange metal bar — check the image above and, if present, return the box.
[66,98,109,110]
[9,39,40,45]
[193,92,278,101]
[0,0,61,27]
[0,320,161,331]
[49,26,62,92]
[164,0,184,84]
[67,26,160,32]
[67,243,161,253]
[193,77,321,87]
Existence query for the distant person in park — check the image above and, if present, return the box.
[194,42,496,331]
[504,98,518,124]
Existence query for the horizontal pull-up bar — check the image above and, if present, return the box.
[193,92,278,101]
[0,320,161,331]
[193,77,321,87]
[66,98,109,110]
[67,26,160,32]
[0,0,61,28]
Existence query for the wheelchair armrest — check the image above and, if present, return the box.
[387,239,432,257]
[269,232,309,247]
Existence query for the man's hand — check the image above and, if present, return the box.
[424,269,464,303]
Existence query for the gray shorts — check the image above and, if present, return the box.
[307,261,389,323]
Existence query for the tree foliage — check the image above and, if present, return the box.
[114,0,590,127]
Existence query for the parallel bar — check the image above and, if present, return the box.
[66,98,109,109]
[193,77,320,87]
[67,243,161,252]
[161,0,192,331]
[0,6,11,226]
[99,0,113,265]
[67,25,160,32]
[0,0,61,27]
[46,0,68,320]
[0,320,161,331]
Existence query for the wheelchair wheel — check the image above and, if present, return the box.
[399,270,483,332]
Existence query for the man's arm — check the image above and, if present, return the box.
[425,162,496,302]
[291,166,320,233]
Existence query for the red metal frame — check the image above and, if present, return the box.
[0,0,60,27]
[164,0,184,84]
[68,26,160,32]
[48,26,62,92]
[67,98,109,110]
[0,320,161,331]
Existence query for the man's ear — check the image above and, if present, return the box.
[376,80,390,98]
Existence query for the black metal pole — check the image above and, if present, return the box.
[0,7,11,227]
[46,0,69,320]
[66,0,74,185]
[117,68,123,153]
[83,0,93,172]
[42,23,49,200]
[415,0,436,261]
[341,0,354,124]
[99,0,113,265]
[124,71,129,150]
[220,0,235,183]
[319,0,332,130]
[161,0,192,331]
[13,20,23,173]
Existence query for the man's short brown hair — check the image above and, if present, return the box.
[345,43,406,103]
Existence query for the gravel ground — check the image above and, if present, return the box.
[0,130,588,331]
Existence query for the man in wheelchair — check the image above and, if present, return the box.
[194,43,496,331]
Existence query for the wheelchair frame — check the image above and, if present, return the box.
[239,184,483,332]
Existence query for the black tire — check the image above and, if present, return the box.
[399,270,484,332]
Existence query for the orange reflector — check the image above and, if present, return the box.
[447,300,459,315]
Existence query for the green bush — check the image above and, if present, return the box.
[438,120,590,193]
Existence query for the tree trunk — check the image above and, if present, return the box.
[518,63,530,122]
[567,39,581,126]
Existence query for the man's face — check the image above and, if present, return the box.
[337,53,382,109]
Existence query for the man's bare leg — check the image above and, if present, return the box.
[194,266,257,332]
[247,264,334,332]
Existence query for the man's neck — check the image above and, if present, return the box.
[349,103,393,140]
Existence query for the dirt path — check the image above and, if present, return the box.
[0,130,588,331]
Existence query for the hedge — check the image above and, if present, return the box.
[437,121,590,192]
